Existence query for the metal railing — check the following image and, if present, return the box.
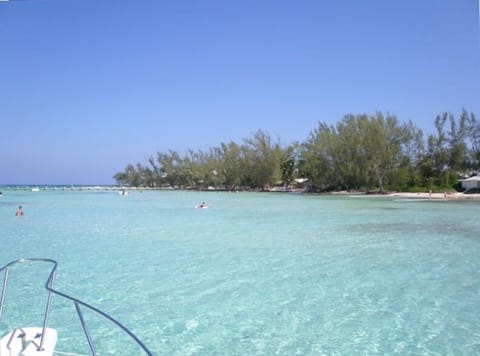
[0,258,153,355]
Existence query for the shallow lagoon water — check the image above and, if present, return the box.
[1,189,480,355]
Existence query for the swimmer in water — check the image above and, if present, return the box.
[16,205,24,217]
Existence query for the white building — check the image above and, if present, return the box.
[459,176,480,190]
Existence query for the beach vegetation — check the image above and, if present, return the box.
[114,110,480,193]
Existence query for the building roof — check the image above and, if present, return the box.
[459,176,480,182]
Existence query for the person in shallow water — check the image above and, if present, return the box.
[15,205,23,216]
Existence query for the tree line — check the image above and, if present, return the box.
[113,110,480,193]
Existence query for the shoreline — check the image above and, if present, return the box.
[1,185,480,200]
[387,191,480,200]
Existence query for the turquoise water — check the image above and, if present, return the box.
[1,188,480,355]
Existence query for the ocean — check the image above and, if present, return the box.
[1,187,479,355]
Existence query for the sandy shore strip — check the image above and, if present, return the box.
[388,191,480,200]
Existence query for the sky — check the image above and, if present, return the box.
[1,0,479,185]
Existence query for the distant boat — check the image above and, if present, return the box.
[31,187,40,192]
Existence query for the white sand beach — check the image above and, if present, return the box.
[388,191,480,200]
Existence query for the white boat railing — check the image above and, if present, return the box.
[0,258,153,355]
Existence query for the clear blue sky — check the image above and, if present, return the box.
[1,0,479,185]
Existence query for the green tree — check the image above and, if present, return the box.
[447,110,470,175]
[468,112,480,172]
[241,130,283,189]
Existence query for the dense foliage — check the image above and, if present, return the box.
[114,110,480,192]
